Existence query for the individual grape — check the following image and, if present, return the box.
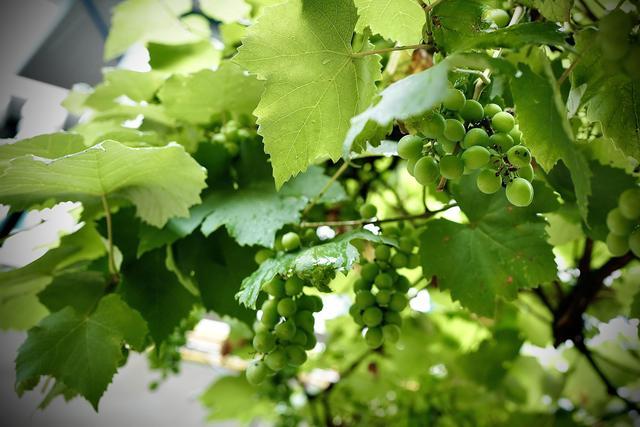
[355,290,376,308]
[484,8,510,27]
[491,111,515,133]
[420,112,446,138]
[463,128,489,148]
[606,232,629,256]
[360,262,379,282]
[275,320,297,340]
[362,307,383,327]
[375,273,394,289]
[349,305,365,326]
[262,277,285,298]
[630,231,640,257]
[398,237,415,254]
[254,249,274,264]
[438,137,458,154]
[285,345,307,367]
[277,298,297,317]
[389,293,408,312]
[281,232,301,252]
[382,324,401,343]
[395,275,411,292]
[462,146,490,170]
[375,290,393,306]
[443,88,466,111]
[407,253,421,269]
[353,278,371,292]
[477,169,502,194]
[284,276,304,296]
[397,135,424,160]
[507,145,532,168]
[407,158,418,176]
[253,331,276,353]
[295,310,315,332]
[303,332,317,350]
[460,99,484,122]
[291,329,308,346]
[619,188,640,220]
[518,163,534,182]
[607,208,633,235]
[414,156,440,185]
[506,178,534,207]
[390,252,409,269]
[484,103,502,118]
[509,125,522,144]
[359,203,378,219]
[298,294,322,312]
[375,245,391,261]
[384,311,402,326]
[489,133,514,151]
[246,361,270,385]
[261,299,280,326]
[443,119,466,142]
[439,155,464,180]
[365,327,384,348]
[264,349,287,371]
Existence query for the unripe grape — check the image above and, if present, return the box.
[254,249,274,264]
[407,253,420,269]
[406,158,418,176]
[630,231,640,257]
[353,278,371,292]
[463,128,489,148]
[506,178,534,207]
[253,331,276,353]
[264,349,287,371]
[507,145,532,168]
[619,188,640,220]
[460,99,484,122]
[284,275,304,296]
[375,273,394,289]
[303,332,317,350]
[443,88,466,111]
[607,232,629,256]
[443,119,466,142]
[397,135,424,160]
[291,329,308,346]
[607,208,633,235]
[439,155,464,180]
[277,298,297,317]
[509,125,522,144]
[389,293,408,312]
[281,232,301,252]
[362,307,383,327]
[384,311,402,326]
[382,324,401,343]
[375,245,391,261]
[365,327,384,348]
[477,169,502,194]
[285,345,307,367]
[489,133,514,151]
[484,103,502,118]
[421,112,446,138]
[375,290,393,306]
[395,275,411,292]
[438,137,457,154]
[246,361,270,385]
[298,294,322,312]
[462,146,490,170]
[484,8,510,27]
[355,290,376,308]
[262,277,285,298]
[398,236,415,253]
[359,203,378,219]
[414,156,440,185]
[349,305,365,326]
[261,299,279,324]
[492,111,515,133]
[275,320,297,340]
[390,252,409,269]
[518,163,534,182]
[295,310,315,332]
[360,262,379,282]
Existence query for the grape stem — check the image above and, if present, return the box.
[453,68,491,85]
[557,55,582,86]
[351,44,432,58]
[302,162,349,216]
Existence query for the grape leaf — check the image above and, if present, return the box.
[458,329,523,387]
[0,140,207,228]
[83,70,167,111]
[119,250,197,344]
[511,62,591,222]
[0,133,85,174]
[419,175,557,316]
[148,41,222,74]
[200,0,251,23]
[15,294,148,409]
[200,375,273,423]
[457,22,567,51]
[38,271,108,316]
[521,0,573,22]
[234,0,381,187]
[237,229,391,308]
[104,0,201,60]
[354,0,424,45]
[158,61,265,124]
[431,0,486,54]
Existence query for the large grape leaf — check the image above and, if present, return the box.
[237,230,391,308]
[104,0,201,60]
[200,0,251,23]
[419,176,557,316]
[0,140,207,227]
[0,133,85,174]
[458,22,567,51]
[38,271,108,316]
[158,61,264,124]
[234,0,381,187]
[511,62,591,221]
[354,0,424,45]
[15,294,148,409]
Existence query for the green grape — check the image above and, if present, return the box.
[619,188,640,220]
[484,8,510,27]
[398,236,415,253]
[295,310,315,332]
[362,307,383,326]
[246,361,270,385]
[291,329,308,346]
[353,278,371,292]
[349,305,365,326]
[254,321,270,335]
[439,155,464,180]
[265,349,287,371]
[275,319,297,340]
[359,203,378,219]
[477,169,502,194]
[261,299,280,327]
[224,142,240,157]
[355,290,376,308]
[421,112,446,138]
[463,128,489,148]
[518,163,534,182]
[283,276,303,296]
[285,345,307,367]
[382,324,401,343]
[375,290,393,306]
[303,331,317,350]
[262,277,285,298]
[277,298,297,317]
[384,311,402,326]
[406,158,418,176]
[506,178,534,207]
[630,231,640,257]
[360,262,379,282]
[397,135,424,160]
[607,208,633,235]
[297,294,319,312]
[491,111,515,133]
[507,145,532,168]
[389,293,408,312]
[489,133,514,151]
[395,275,411,292]
[365,327,384,348]
[461,146,490,170]
[438,137,458,154]
[414,156,440,185]
[443,88,466,111]
[607,232,629,256]
[281,232,301,252]
[253,331,276,353]
[460,99,484,122]
[390,252,409,269]
[484,103,502,118]
[375,273,394,289]
[375,245,391,261]
[443,119,466,142]
[254,248,274,264]
[509,125,522,144]
[407,253,420,269]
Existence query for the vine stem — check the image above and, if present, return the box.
[557,55,582,86]
[101,193,118,279]
[300,204,457,228]
[303,162,349,216]
[351,44,431,58]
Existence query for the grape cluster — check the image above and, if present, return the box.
[399,88,535,207]
[349,240,414,348]
[606,188,640,257]
[596,10,639,78]
[246,274,323,385]
[211,119,256,157]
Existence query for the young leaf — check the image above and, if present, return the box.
[200,0,251,23]
[83,69,167,111]
[234,0,381,187]
[0,140,207,227]
[354,0,424,45]
[148,41,222,74]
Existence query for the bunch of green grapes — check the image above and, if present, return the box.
[606,188,640,257]
[399,88,535,207]
[349,241,413,349]
[210,119,256,157]
[246,274,323,385]
[596,10,640,78]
